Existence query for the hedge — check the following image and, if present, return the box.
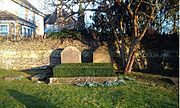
[47,30,81,39]
[53,63,116,77]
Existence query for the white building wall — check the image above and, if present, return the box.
[0,0,19,16]
[0,0,44,35]
[35,14,44,35]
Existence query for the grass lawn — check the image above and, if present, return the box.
[0,69,178,108]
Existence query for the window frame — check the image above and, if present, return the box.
[0,24,9,35]
[22,26,32,37]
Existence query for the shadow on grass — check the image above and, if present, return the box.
[111,90,124,107]
[8,89,55,108]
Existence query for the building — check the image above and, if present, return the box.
[44,9,59,33]
[0,0,44,37]
[44,8,77,33]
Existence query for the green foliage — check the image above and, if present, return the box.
[142,33,179,50]
[47,29,81,39]
[76,80,126,87]
[75,75,136,87]
[139,33,179,77]
[53,63,116,77]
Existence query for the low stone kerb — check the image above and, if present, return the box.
[49,77,118,84]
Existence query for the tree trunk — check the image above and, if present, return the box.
[123,39,138,74]
[77,2,85,31]
[173,14,176,33]
[124,51,136,74]
[120,38,126,68]
[119,18,126,68]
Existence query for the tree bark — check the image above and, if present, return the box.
[120,37,126,68]
[123,38,138,74]
[124,51,136,74]
[77,1,85,31]
[173,14,176,33]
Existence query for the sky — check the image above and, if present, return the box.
[28,0,54,14]
[28,0,94,26]
[28,0,42,10]
[28,0,178,31]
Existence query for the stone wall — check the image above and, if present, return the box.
[0,49,57,70]
[0,39,178,77]
[0,39,88,70]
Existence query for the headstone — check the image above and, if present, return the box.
[61,46,81,63]
[82,49,93,63]
[93,46,111,63]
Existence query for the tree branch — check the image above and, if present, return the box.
[137,11,155,20]
[135,0,143,13]
[142,1,156,7]
[127,1,134,18]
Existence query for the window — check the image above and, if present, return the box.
[21,26,26,36]
[27,28,31,36]
[23,27,26,36]
[0,24,9,35]
[22,26,32,37]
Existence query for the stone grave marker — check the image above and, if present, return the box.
[93,46,111,63]
[61,46,81,63]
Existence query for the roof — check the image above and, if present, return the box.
[45,9,77,25]
[0,11,36,27]
[45,9,57,25]
[44,14,51,22]
[11,0,44,16]
[0,11,19,20]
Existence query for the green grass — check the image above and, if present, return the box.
[0,69,178,108]
[53,63,116,77]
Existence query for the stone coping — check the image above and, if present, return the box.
[49,77,118,84]
[170,77,179,87]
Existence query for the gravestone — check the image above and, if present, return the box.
[93,46,111,63]
[82,49,93,63]
[61,46,81,63]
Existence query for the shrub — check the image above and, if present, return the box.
[53,63,116,77]
[47,30,81,39]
